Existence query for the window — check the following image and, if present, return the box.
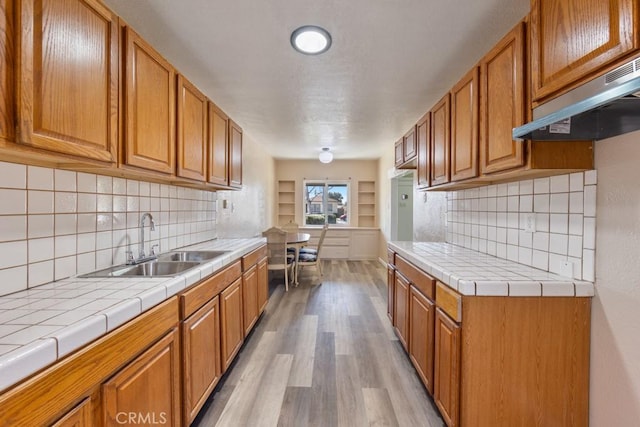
[303,180,349,226]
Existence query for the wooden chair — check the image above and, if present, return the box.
[262,227,295,291]
[281,220,299,233]
[297,224,328,282]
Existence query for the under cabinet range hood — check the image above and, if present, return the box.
[513,55,640,141]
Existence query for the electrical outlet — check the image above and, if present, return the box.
[560,260,574,278]
[524,213,536,233]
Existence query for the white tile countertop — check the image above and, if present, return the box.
[0,237,265,393]
[389,241,594,298]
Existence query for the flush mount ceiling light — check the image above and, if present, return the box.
[319,147,333,163]
[291,25,332,55]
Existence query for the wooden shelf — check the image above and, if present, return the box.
[357,180,376,227]
[278,180,296,226]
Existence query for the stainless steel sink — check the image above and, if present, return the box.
[156,250,228,262]
[79,261,201,278]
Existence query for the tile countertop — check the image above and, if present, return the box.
[0,237,265,393]
[388,241,594,298]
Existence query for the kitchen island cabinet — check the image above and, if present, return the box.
[122,25,176,175]
[434,307,460,427]
[16,0,118,164]
[530,0,639,103]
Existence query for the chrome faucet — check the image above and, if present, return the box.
[127,212,157,265]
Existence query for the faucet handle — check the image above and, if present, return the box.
[151,244,159,256]
[125,250,135,264]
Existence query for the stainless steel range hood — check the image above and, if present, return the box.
[513,55,640,141]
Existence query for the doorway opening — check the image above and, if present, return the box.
[390,171,414,241]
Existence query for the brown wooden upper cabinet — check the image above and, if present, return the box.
[450,68,479,182]
[416,112,430,189]
[394,138,404,167]
[176,75,207,182]
[229,119,243,188]
[480,22,526,175]
[395,127,418,169]
[16,0,118,163]
[1,0,14,146]
[530,0,639,103]
[208,102,229,186]
[123,26,176,174]
[430,94,451,186]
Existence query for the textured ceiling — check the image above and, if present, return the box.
[104,0,530,161]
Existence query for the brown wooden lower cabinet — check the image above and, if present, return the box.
[387,265,395,322]
[242,264,259,336]
[257,257,268,313]
[409,285,435,396]
[182,296,221,425]
[393,272,410,350]
[103,328,181,427]
[434,308,461,427]
[220,277,244,371]
[51,398,92,427]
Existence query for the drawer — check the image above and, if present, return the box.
[241,245,267,270]
[387,248,395,266]
[435,281,462,322]
[396,255,435,300]
[180,260,242,318]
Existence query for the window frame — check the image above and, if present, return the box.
[302,179,350,227]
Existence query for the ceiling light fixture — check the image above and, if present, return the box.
[291,25,332,55]
[319,147,333,163]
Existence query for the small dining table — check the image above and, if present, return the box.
[286,232,310,285]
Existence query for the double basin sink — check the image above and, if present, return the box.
[79,250,229,278]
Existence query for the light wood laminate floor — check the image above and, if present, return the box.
[193,260,444,427]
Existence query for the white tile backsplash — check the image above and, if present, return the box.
[0,161,218,297]
[447,171,597,281]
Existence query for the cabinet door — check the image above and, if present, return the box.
[124,26,175,174]
[416,112,430,189]
[182,296,221,425]
[103,328,181,427]
[403,126,417,162]
[220,277,243,371]
[409,286,435,395]
[434,308,461,427]
[208,102,229,186]
[17,0,118,162]
[51,398,92,427]
[394,138,404,167]
[257,257,269,313]
[242,264,259,336]
[228,119,242,188]
[531,0,638,101]
[176,75,207,181]
[450,68,479,182]
[480,22,525,174]
[393,272,410,351]
[1,0,14,145]
[430,94,450,186]
[387,266,394,322]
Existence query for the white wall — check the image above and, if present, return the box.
[216,132,275,237]
[590,130,640,424]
